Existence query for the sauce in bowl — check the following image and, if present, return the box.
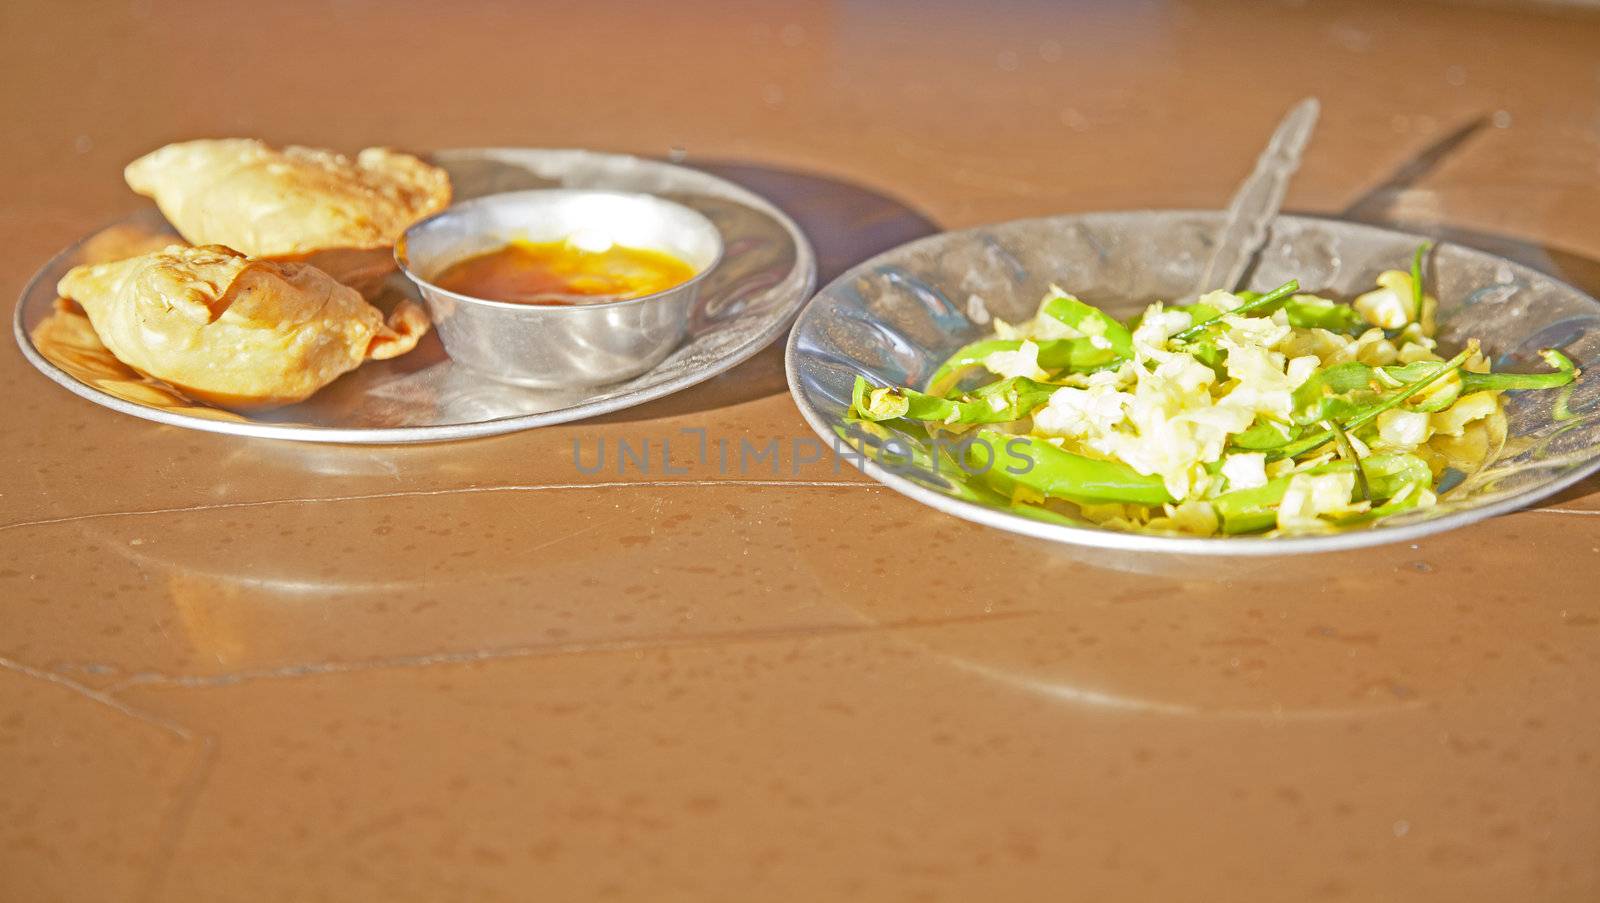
[432,238,697,305]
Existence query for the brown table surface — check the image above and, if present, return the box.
[4,1,1600,900]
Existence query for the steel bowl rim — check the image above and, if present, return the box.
[784,208,1600,555]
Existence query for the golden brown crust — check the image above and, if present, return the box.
[28,299,246,421]
[368,298,432,361]
[123,139,451,259]
[56,244,427,410]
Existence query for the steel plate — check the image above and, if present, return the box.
[786,211,1600,555]
[14,147,816,443]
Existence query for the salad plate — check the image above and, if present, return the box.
[15,148,816,443]
[786,211,1600,554]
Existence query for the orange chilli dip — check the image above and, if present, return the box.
[432,239,697,305]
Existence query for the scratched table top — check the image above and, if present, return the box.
[2,2,1598,901]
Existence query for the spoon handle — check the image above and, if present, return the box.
[1196,97,1321,294]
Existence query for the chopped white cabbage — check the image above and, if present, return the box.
[1221,453,1268,491]
[1431,390,1499,436]
[1276,471,1362,531]
[1033,385,1132,439]
[981,340,1049,380]
[1376,409,1433,447]
[1354,270,1417,329]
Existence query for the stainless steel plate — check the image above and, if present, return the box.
[786,211,1600,555]
[14,148,816,443]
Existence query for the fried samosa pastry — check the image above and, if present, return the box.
[124,139,451,290]
[57,245,428,410]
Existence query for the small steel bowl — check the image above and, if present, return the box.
[397,189,723,388]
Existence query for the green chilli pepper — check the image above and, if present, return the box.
[1329,420,1371,501]
[1211,462,1346,534]
[1290,348,1578,427]
[926,294,1138,394]
[1411,241,1431,322]
[1334,453,1436,526]
[1362,452,1433,500]
[1167,301,1224,324]
[1288,358,1462,426]
[1290,361,1395,426]
[1232,418,1300,450]
[1211,452,1432,534]
[1461,349,1579,392]
[1272,343,1478,460]
[850,375,1059,425]
[1041,291,1134,360]
[969,431,1174,506]
[1171,279,1300,343]
[1194,287,1364,335]
[926,337,1118,395]
[1283,296,1366,333]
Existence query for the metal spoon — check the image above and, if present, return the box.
[1195,97,1321,294]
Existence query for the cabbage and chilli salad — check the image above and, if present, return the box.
[848,245,1580,536]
